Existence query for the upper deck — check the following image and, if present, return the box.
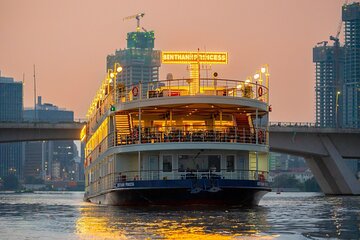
[83,76,270,165]
[86,77,269,132]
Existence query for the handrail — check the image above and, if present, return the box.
[87,169,268,186]
[116,126,268,145]
[111,169,269,182]
[84,126,268,164]
[86,169,269,196]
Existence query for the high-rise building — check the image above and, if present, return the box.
[313,42,344,127]
[0,74,23,179]
[23,96,78,181]
[106,30,161,89]
[314,2,360,129]
[342,3,360,128]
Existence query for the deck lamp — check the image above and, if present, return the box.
[110,105,116,111]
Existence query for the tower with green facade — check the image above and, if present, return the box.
[107,30,161,88]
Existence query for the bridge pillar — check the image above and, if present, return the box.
[305,135,360,195]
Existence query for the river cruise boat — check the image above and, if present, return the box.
[81,28,271,206]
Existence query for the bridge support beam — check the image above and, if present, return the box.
[270,127,360,195]
[305,135,360,195]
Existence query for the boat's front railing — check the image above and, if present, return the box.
[113,169,269,183]
[119,78,268,104]
[85,169,269,196]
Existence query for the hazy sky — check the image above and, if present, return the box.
[0,0,348,121]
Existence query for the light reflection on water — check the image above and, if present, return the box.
[0,192,359,239]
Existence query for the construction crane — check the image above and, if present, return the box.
[317,41,328,46]
[123,13,145,32]
[330,0,349,46]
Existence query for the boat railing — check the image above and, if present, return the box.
[113,169,269,183]
[114,126,268,146]
[120,78,268,104]
[84,126,268,166]
[269,122,319,128]
[87,78,269,123]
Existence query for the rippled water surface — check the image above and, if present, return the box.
[0,192,359,239]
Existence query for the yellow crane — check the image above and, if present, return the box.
[123,13,145,32]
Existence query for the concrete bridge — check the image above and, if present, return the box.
[1,121,359,195]
[0,122,84,143]
[269,123,360,195]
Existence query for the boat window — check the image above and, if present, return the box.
[178,155,221,172]
[163,155,172,172]
[226,155,235,172]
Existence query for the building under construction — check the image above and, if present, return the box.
[106,13,161,89]
[314,2,360,129]
[313,42,344,128]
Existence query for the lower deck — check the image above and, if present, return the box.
[85,149,269,198]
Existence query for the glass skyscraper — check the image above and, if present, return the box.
[0,74,23,179]
[313,43,344,127]
[342,3,360,128]
[23,96,78,181]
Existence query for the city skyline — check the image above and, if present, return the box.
[0,0,348,120]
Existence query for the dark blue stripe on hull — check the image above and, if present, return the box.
[105,187,269,206]
[86,179,271,206]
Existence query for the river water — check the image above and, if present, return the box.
[0,192,359,239]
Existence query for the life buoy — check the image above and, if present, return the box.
[258,86,263,97]
[132,86,139,96]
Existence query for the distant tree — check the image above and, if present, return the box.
[3,174,19,190]
[25,176,44,184]
[271,174,302,189]
[304,177,321,192]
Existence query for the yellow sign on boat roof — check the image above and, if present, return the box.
[162,51,228,64]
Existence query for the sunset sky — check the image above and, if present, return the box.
[0,0,347,121]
